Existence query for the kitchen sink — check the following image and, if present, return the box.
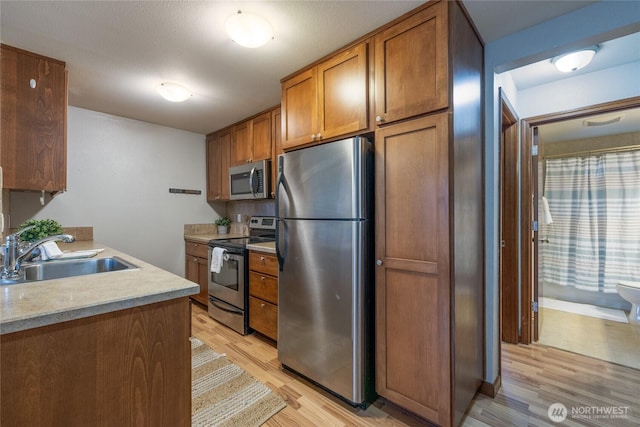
[1,256,139,285]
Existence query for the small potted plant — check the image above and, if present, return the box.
[215,217,231,234]
[16,219,64,242]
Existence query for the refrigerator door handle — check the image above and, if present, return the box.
[275,156,286,271]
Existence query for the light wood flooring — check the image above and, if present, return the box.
[191,303,640,426]
[538,307,640,370]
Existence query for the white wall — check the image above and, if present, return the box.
[518,61,640,118]
[484,0,640,384]
[11,106,222,275]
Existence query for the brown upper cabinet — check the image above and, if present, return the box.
[1,44,68,193]
[206,127,231,202]
[230,112,272,166]
[374,1,448,125]
[281,41,370,150]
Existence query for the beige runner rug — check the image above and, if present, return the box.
[191,337,286,427]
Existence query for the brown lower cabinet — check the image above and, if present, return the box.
[185,239,209,306]
[248,250,278,341]
[1,298,192,427]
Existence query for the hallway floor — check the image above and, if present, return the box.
[538,306,640,369]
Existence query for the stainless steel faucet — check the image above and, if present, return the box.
[2,226,75,279]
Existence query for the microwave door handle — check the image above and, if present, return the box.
[249,166,257,198]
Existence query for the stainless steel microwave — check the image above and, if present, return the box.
[229,160,270,200]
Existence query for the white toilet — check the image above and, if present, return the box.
[617,281,640,324]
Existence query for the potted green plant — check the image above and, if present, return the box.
[215,217,231,234]
[16,219,64,242]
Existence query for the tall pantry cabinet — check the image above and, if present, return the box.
[374,2,484,426]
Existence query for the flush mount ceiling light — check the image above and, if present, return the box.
[582,115,622,127]
[552,46,598,72]
[157,82,191,102]
[225,10,274,48]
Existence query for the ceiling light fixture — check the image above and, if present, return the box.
[583,115,622,127]
[157,82,192,102]
[225,10,274,48]
[552,46,598,73]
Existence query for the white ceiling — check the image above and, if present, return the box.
[539,107,640,144]
[0,0,618,135]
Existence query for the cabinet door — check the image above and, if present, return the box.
[207,128,231,201]
[317,42,368,141]
[251,112,272,161]
[1,45,67,192]
[374,1,448,125]
[231,121,252,166]
[281,68,317,150]
[206,133,220,201]
[375,113,450,424]
[186,255,209,306]
[271,107,282,198]
[219,129,231,200]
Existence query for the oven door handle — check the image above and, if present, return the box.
[209,296,243,315]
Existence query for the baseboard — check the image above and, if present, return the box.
[479,374,501,398]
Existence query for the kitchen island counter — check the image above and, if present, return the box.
[1,240,195,426]
[0,240,198,335]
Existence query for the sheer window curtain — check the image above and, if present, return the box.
[543,150,640,292]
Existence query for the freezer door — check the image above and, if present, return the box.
[277,137,371,220]
[277,219,367,404]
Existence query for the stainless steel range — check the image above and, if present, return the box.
[207,216,275,335]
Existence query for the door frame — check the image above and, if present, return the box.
[520,96,640,343]
[499,89,520,345]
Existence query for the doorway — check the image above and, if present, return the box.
[521,97,640,369]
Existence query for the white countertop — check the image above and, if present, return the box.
[0,241,198,335]
[184,232,246,244]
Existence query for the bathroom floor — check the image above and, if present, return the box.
[538,306,640,370]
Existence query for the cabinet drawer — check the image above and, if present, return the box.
[185,240,208,258]
[249,296,278,341]
[249,251,278,276]
[249,271,278,305]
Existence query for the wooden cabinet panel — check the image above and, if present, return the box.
[318,42,368,141]
[249,296,277,341]
[231,112,272,166]
[206,127,231,201]
[1,298,191,427]
[248,251,279,277]
[282,42,370,150]
[232,121,252,166]
[251,112,272,161]
[282,68,317,149]
[185,240,209,258]
[375,113,450,424]
[374,1,448,125]
[1,44,67,192]
[249,250,278,341]
[185,240,209,306]
[249,271,278,305]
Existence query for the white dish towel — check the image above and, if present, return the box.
[39,241,63,260]
[210,247,226,273]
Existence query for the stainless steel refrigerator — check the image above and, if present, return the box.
[275,136,375,406]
